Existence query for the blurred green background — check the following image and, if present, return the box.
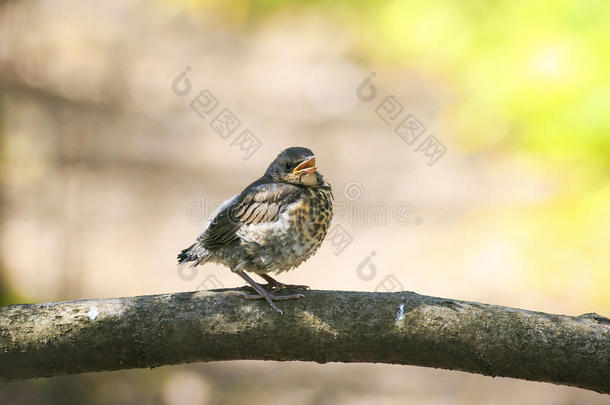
[1,0,609,404]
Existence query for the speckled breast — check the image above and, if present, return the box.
[286,186,334,267]
[265,187,331,273]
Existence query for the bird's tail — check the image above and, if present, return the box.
[177,242,210,267]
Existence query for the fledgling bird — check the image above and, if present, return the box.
[178,147,333,314]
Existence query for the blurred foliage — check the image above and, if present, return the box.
[176,0,610,164]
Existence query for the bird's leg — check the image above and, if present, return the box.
[237,271,304,315]
[260,274,310,291]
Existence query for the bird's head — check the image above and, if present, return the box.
[265,147,326,187]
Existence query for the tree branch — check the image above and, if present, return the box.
[0,289,608,393]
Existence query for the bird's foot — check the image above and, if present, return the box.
[262,282,310,291]
[242,292,305,315]
[260,274,309,291]
[237,271,306,315]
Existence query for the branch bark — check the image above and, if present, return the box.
[0,289,608,393]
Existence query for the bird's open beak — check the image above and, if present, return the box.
[293,156,316,174]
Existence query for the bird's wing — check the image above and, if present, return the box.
[199,182,302,249]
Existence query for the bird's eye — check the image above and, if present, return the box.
[285,162,292,171]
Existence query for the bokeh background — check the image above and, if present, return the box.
[1,0,609,403]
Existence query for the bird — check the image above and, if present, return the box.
[178,147,333,314]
